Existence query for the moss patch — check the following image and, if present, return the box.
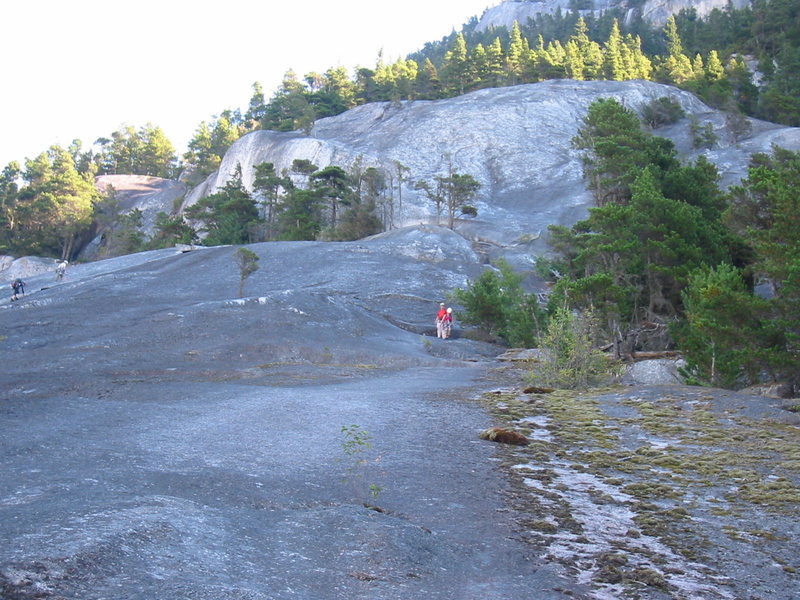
[474,365,800,598]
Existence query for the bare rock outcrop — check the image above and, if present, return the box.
[188,80,800,268]
[475,0,751,29]
[0,255,59,285]
[82,175,187,260]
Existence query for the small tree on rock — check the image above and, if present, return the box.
[235,247,259,298]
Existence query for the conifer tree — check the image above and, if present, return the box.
[627,34,653,79]
[664,15,684,58]
[506,22,528,84]
[565,41,585,80]
[706,50,725,81]
[245,81,267,128]
[309,165,350,230]
[604,19,626,81]
[470,43,488,89]
[486,38,507,87]
[570,17,604,79]
[415,58,441,100]
[659,15,694,83]
[253,161,292,240]
[441,33,471,96]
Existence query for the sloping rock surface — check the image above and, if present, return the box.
[3,226,798,598]
[191,80,800,269]
[0,226,588,599]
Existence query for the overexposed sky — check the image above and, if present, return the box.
[0,0,492,168]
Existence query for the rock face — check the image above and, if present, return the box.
[83,175,187,260]
[475,0,619,30]
[475,0,751,29]
[639,0,751,25]
[0,228,585,599]
[95,175,187,234]
[188,80,800,269]
[0,255,58,286]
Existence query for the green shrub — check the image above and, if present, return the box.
[526,305,612,390]
[452,259,546,347]
[672,263,775,388]
[641,97,686,128]
[689,116,718,149]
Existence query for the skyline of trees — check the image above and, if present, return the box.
[2,2,799,263]
[8,0,795,186]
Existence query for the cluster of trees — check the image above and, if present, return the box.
[0,124,186,260]
[0,146,101,259]
[0,126,479,258]
[39,124,181,181]
[418,0,799,124]
[181,159,396,245]
[92,124,179,178]
[0,123,184,261]
[179,157,478,247]
[179,2,794,186]
[456,98,798,391]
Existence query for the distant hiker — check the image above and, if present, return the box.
[55,260,68,280]
[11,279,24,301]
[436,302,448,338]
[442,307,454,339]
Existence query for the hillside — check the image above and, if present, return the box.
[182,79,800,270]
[2,226,799,599]
[475,0,752,29]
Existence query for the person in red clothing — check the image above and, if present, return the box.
[435,302,448,338]
[442,307,454,339]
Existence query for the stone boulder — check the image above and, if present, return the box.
[623,358,686,385]
[0,255,59,285]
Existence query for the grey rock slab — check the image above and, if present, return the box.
[191,80,800,266]
[0,373,576,599]
[0,229,585,598]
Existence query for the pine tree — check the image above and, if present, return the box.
[604,19,626,81]
[664,15,684,58]
[470,43,489,89]
[627,34,653,79]
[415,58,441,100]
[486,38,506,87]
[253,161,292,240]
[706,50,725,81]
[441,33,471,96]
[565,40,585,80]
[245,81,267,128]
[570,17,604,79]
[506,21,528,84]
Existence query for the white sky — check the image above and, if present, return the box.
[0,0,492,168]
